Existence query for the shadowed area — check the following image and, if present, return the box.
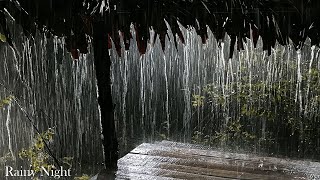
[2,0,320,57]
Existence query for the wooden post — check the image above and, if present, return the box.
[92,18,118,170]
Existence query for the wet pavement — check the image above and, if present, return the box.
[115,141,320,180]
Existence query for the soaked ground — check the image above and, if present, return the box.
[115,141,320,180]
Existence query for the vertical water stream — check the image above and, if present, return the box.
[0,24,104,178]
[111,23,320,160]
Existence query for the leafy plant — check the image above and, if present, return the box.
[192,94,205,107]
[19,128,55,177]
[190,55,320,159]
[0,95,14,108]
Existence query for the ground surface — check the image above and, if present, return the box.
[115,141,320,180]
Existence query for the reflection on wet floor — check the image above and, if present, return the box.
[116,141,320,180]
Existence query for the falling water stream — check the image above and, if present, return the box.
[111,23,320,161]
[0,24,104,178]
[1,18,320,179]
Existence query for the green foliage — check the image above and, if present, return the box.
[0,33,6,42]
[191,131,211,145]
[192,94,205,107]
[19,128,76,179]
[221,119,256,145]
[0,95,14,108]
[159,133,168,140]
[190,58,320,157]
[19,128,55,177]
[191,131,205,144]
[74,174,90,180]
[192,119,256,149]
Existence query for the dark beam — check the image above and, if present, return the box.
[92,17,118,170]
